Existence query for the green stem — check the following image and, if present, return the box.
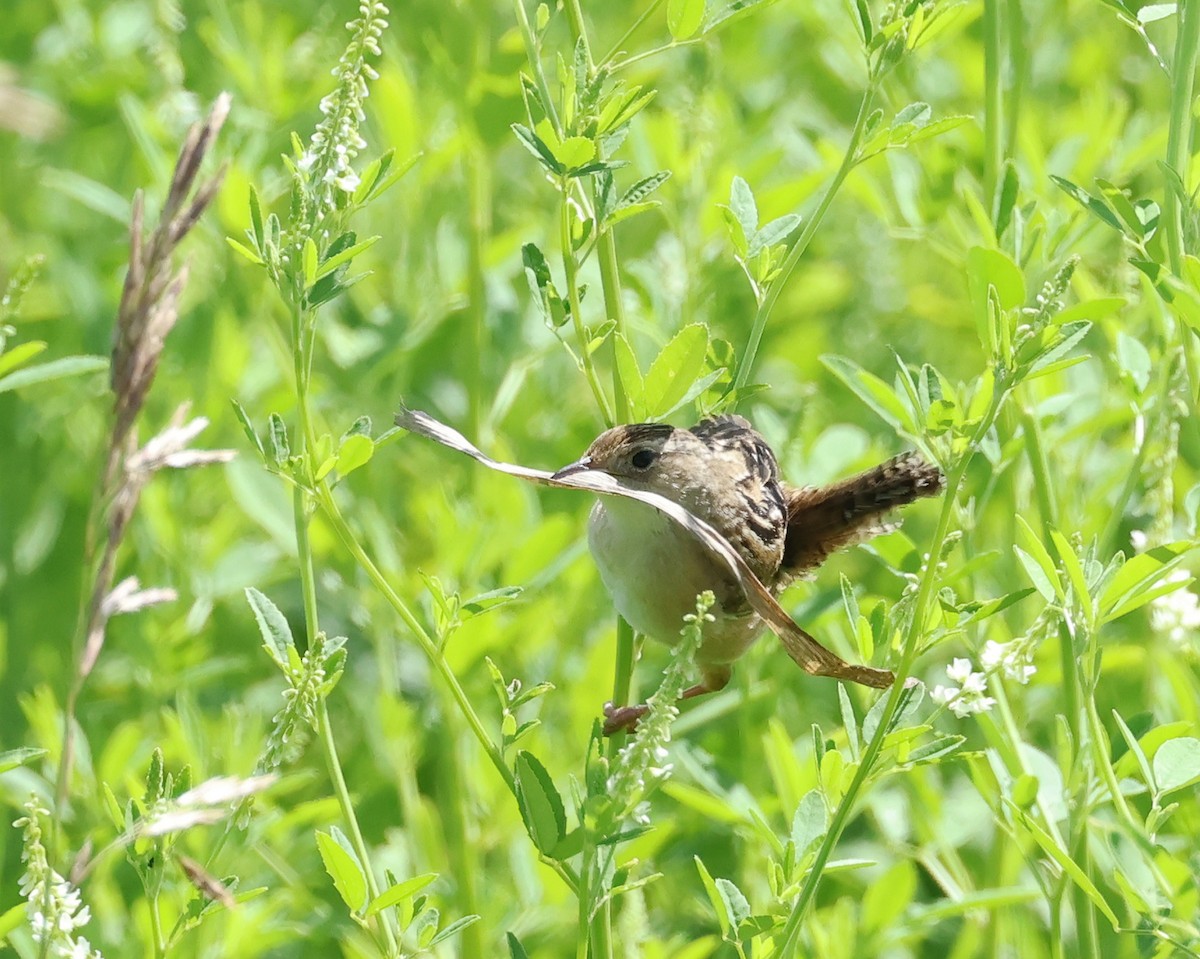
[982,0,1004,204]
[731,84,876,394]
[597,232,629,422]
[1166,0,1200,275]
[316,484,516,794]
[1166,0,1200,406]
[1072,837,1100,958]
[777,449,970,954]
[437,719,486,957]
[612,39,703,71]
[149,888,166,958]
[467,143,491,438]
[317,483,580,895]
[606,618,637,759]
[601,0,666,64]
[561,176,614,424]
[1004,0,1024,163]
[985,684,1069,848]
[562,0,592,66]
[291,300,398,955]
[512,0,562,135]
[295,485,398,955]
[575,847,592,959]
[317,699,395,953]
[1019,408,1055,532]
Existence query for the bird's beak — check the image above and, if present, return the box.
[551,455,592,480]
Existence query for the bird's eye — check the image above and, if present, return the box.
[631,449,656,469]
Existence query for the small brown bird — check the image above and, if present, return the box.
[552,414,944,732]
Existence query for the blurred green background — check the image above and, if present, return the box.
[2,0,1198,956]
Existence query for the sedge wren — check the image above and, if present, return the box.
[552,414,944,733]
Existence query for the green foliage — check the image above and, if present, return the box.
[3,0,1200,957]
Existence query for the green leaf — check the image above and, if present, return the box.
[658,368,725,419]
[1015,516,1064,600]
[837,684,859,759]
[729,176,758,240]
[1013,546,1059,602]
[614,333,646,418]
[227,236,265,264]
[854,0,872,41]
[790,789,827,858]
[0,747,47,774]
[315,235,380,280]
[1099,541,1192,621]
[302,237,319,288]
[893,101,932,128]
[960,588,1036,623]
[716,877,750,927]
[597,87,656,135]
[605,200,661,228]
[462,585,523,615]
[428,915,482,946]
[268,413,290,465]
[863,681,924,741]
[668,0,706,39]
[364,873,438,918]
[335,434,375,477]
[245,587,294,668]
[694,856,729,935]
[905,734,966,764]
[0,903,28,942]
[0,340,46,378]
[1050,175,1123,232]
[362,150,421,202]
[1111,710,1156,788]
[1006,803,1120,928]
[616,171,671,211]
[511,123,563,174]
[554,136,596,170]
[514,751,566,855]
[909,114,972,143]
[41,167,130,222]
[748,213,801,257]
[1153,737,1200,794]
[1050,529,1093,622]
[316,828,368,913]
[230,400,265,459]
[506,932,531,959]
[821,354,915,433]
[703,0,781,33]
[0,355,108,393]
[248,184,264,249]
[644,323,709,417]
[1138,4,1176,24]
[967,246,1026,314]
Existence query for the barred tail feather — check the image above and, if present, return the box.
[780,452,944,577]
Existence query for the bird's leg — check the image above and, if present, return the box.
[602,666,731,736]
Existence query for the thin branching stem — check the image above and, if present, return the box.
[1166,0,1200,408]
[731,83,876,393]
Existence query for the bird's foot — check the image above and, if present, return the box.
[602,701,650,736]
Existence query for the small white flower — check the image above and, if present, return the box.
[945,658,975,685]
[980,639,1037,684]
[333,172,361,193]
[1130,529,1148,551]
[931,659,996,718]
[1149,569,1200,647]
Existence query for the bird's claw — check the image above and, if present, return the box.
[602,701,649,736]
